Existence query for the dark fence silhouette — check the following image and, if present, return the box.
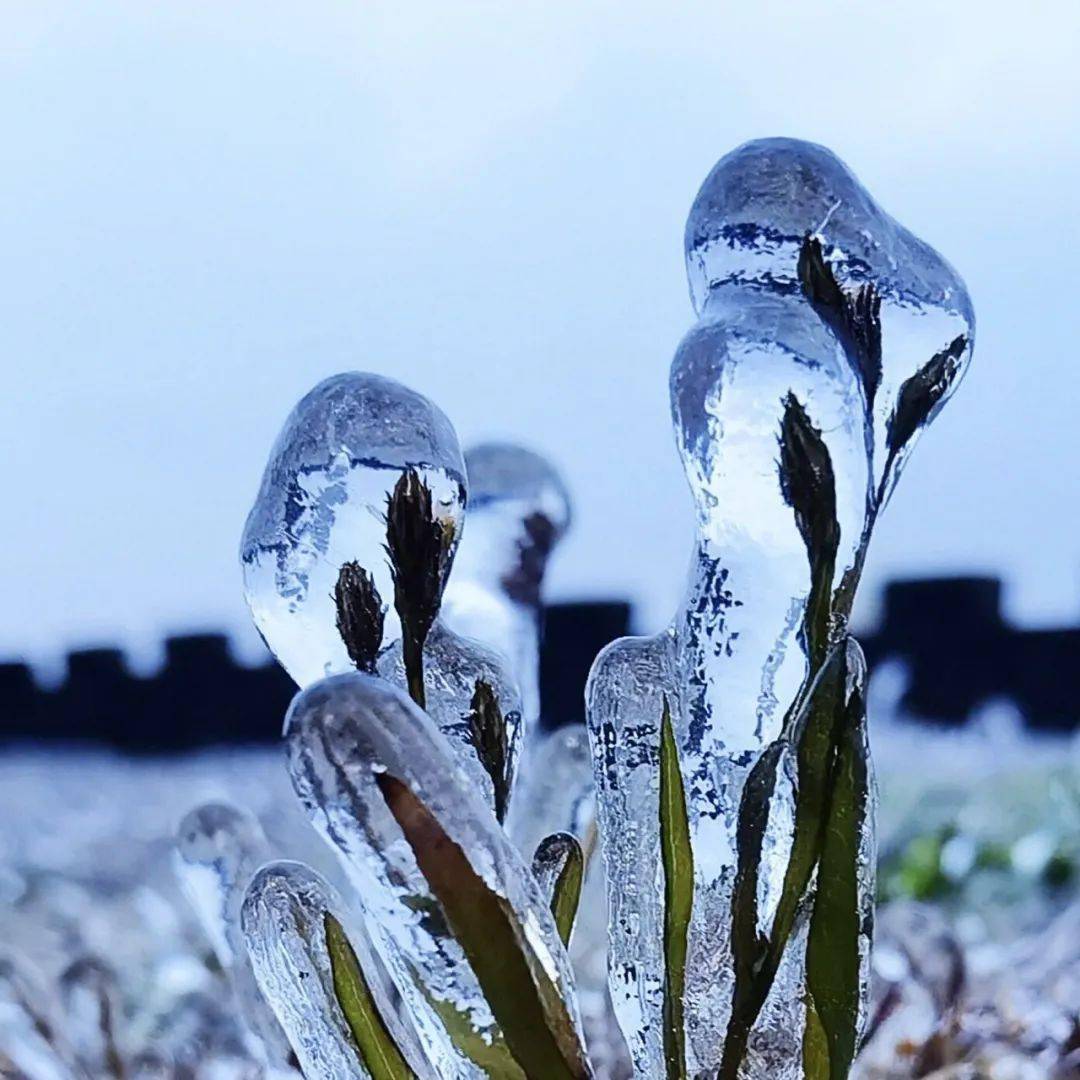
[0,602,631,751]
[1,580,1077,750]
[861,577,1080,732]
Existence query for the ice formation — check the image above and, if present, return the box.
[241,372,523,814]
[442,442,572,728]
[587,138,972,1076]
[242,859,430,1079]
[174,801,294,1070]
[284,671,589,1079]
[0,138,983,1080]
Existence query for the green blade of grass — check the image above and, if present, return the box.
[804,645,871,1080]
[721,392,844,1079]
[324,912,416,1079]
[420,985,526,1078]
[720,646,846,1080]
[374,772,591,1079]
[533,832,585,947]
[660,696,693,1080]
[720,738,787,1079]
[803,994,830,1079]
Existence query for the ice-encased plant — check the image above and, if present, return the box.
[217,137,971,1080]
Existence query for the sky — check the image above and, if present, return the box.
[2,1,1079,677]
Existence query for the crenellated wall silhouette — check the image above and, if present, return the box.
[861,577,1080,731]
[1,582,1076,749]
[0,602,632,751]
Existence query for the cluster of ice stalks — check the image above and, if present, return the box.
[0,138,974,1080]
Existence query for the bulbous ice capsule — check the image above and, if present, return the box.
[241,372,467,688]
[589,312,865,1074]
[242,860,430,1080]
[443,442,571,728]
[685,137,974,507]
[241,373,523,815]
[285,672,588,1079]
[668,290,868,759]
[174,802,294,1070]
[175,802,269,968]
[585,137,954,1071]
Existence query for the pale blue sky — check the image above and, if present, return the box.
[2,2,1078,675]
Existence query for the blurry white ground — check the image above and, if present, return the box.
[2,673,1080,1077]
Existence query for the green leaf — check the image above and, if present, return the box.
[803,994,830,1080]
[771,645,849,962]
[384,469,457,709]
[324,912,416,1080]
[533,832,585,947]
[466,680,512,823]
[805,651,871,1080]
[660,696,693,1080]
[720,646,847,1080]
[721,739,787,1080]
[420,985,526,1078]
[374,773,591,1079]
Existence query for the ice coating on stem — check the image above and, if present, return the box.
[375,622,523,813]
[174,802,293,1070]
[685,137,974,506]
[507,726,594,860]
[241,372,523,814]
[285,672,586,1079]
[242,860,428,1079]
[587,140,968,1076]
[503,727,626,1072]
[175,802,269,968]
[443,442,571,728]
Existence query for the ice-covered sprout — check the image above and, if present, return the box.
[241,371,524,816]
[284,672,590,1078]
[443,442,572,729]
[242,859,430,1079]
[685,137,974,509]
[587,139,970,1078]
[174,801,294,1070]
[241,372,467,689]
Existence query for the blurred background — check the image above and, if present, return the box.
[2,0,1078,683]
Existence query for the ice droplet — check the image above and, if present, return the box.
[174,802,294,1070]
[443,442,571,728]
[241,372,467,689]
[284,672,585,1079]
[586,139,966,1076]
[242,860,429,1079]
[685,137,974,503]
[241,373,523,814]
